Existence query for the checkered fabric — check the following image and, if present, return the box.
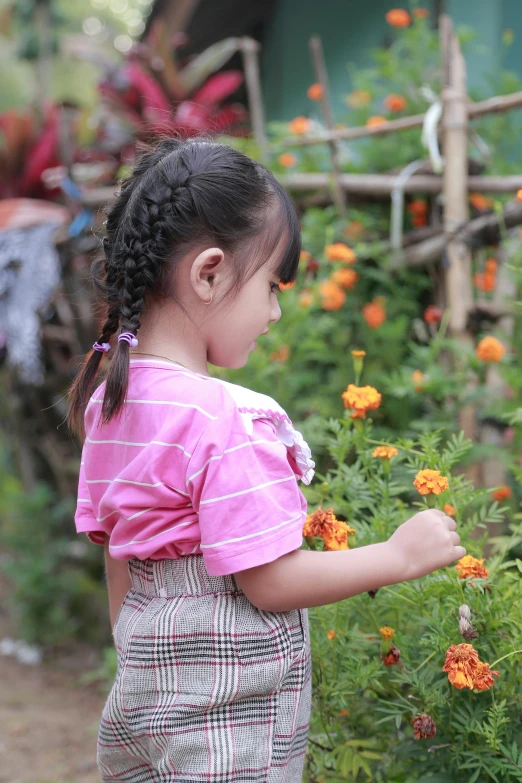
[97,556,312,782]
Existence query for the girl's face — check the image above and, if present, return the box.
[206,257,283,369]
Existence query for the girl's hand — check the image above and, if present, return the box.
[386,509,466,582]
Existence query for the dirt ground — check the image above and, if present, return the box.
[0,632,107,783]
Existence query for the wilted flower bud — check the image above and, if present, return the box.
[458,604,478,641]
[411,713,437,740]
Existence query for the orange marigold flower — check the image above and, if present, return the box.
[407,199,428,216]
[485,258,498,273]
[469,193,493,211]
[413,469,449,496]
[366,115,387,128]
[299,289,314,308]
[324,242,356,263]
[323,519,352,551]
[344,220,365,238]
[385,8,411,27]
[279,281,296,290]
[455,555,489,581]
[319,280,346,311]
[303,506,338,537]
[346,90,371,108]
[444,503,456,517]
[384,93,407,112]
[473,271,496,293]
[517,189,522,202]
[412,7,430,19]
[289,116,311,135]
[473,661,501,691]
[411,369,424,391]
[442,643,480,690]
[424,305,444,324]
[379,626,396,639]
[327,629,336,640]
[363,298,386,329]
[299,250,311,263]
[342,384,382,419]
[411,714,437,740]
[278,152,297,168]
[331,267,359,290]
[338,709,349,716]
[269,345,290,362]
[373,445,398,459]
[351,350,366,359]
[476,336,506,362]
[307,82,324,101]
[383,643,401,667]
[412,213,428,227]
[492,484,512,502]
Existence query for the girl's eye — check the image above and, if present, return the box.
[271,283,281,294]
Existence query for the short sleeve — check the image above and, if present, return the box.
[74,446,105,546]
[186,405,307,576]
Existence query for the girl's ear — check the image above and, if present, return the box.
[190,247,226,303]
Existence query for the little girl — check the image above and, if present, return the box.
[69,138,465,783]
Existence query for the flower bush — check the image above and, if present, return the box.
[297,352,522,782]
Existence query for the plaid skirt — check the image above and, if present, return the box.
[97,555,312,782]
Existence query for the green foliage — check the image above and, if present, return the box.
[0,449,107,648]
[300,407,522,783]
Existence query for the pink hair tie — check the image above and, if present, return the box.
[118,331,138,347]
[93,341,110,353]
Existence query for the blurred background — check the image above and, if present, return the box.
[1,1,522,780]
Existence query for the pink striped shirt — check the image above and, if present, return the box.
[75,358,315,576]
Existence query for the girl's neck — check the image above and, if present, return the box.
[136,305,211,377]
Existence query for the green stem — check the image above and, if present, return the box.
[490,648,522,669]
[379,586,418,606]
[401,649,437,675]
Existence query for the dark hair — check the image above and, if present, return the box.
[67,137,301,439]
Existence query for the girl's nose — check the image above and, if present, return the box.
[270,298,282,323]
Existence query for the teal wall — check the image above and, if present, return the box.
[261,0,522,122]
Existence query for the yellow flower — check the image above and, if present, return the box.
[373,445,398,460]
[379,626,396,640]
[476,336,506,362]
[455,555,489,581]
[411,369,424,392]
[324,242,356,264]
[413,469,449,496]
[346,90,371,108]
[351,350,366,359]
[341,384,382,419]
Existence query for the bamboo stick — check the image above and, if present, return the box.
[308,35,346,217]
[281,90,522,147]
[239,37,269,161]
[440,15,480,485]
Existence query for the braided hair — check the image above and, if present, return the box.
[67,137,301,439]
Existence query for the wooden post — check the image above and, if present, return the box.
[308,35,346,217]
[440,15,480,484]
[239,37,269,162]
